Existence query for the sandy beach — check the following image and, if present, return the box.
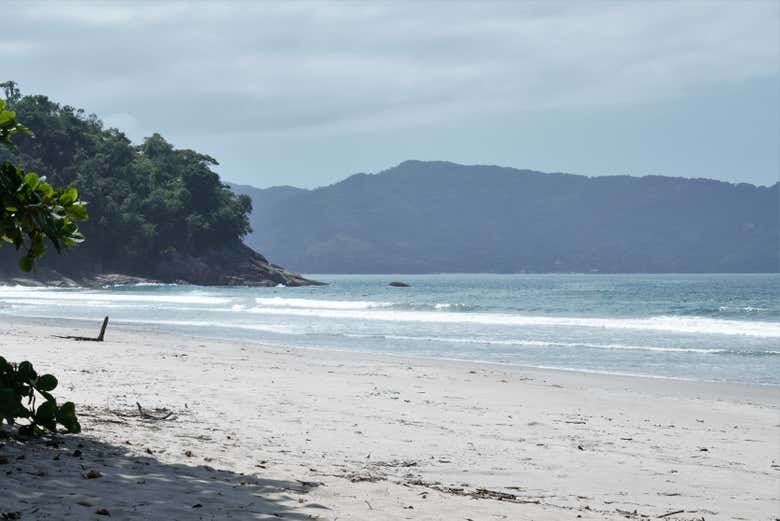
[1,316,778,520]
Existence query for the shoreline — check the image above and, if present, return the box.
[1,317,778,520]
[3,313,779,393]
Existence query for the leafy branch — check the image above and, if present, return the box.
[0,357,81,435]
[0,98,87,271]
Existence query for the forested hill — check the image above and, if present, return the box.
[0,84,314,286]
[231,161,779,274]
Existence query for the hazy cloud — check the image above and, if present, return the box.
[2,1,778,186]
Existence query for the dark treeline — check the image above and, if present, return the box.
[0,82,251,276]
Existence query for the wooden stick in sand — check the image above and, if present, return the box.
[54,316,109,342]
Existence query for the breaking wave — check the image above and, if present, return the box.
[243,306,780,338]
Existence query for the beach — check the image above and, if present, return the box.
[1,316,778,520]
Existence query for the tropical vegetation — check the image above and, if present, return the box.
[0,81,252,276]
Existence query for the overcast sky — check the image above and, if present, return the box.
[4,1,779,187]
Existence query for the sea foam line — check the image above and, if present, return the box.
[718,306,769,313]
[243,306,780,338]
[114,318,297,335]
[0,290,230,305]
[339,334,725,353]
[350,334,780,356]
[253,297,391,310]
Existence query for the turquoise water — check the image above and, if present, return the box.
[1,274,778,385]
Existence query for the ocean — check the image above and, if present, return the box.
[1,274,778,385]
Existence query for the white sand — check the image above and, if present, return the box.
[1,317,778,520]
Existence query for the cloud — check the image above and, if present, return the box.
[1,2,778,186]
[3,2,777,138]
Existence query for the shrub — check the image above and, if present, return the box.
[0,356,80,435]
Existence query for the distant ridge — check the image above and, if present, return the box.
[231,160,779,274]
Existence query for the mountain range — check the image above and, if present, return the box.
[231,160,779,274]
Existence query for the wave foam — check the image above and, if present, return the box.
[117,318,296,335]
[243,306,780,338]
[0,289,230,305]
[340,334,727,353]
[718,306,769,313]
[253,297,391,310]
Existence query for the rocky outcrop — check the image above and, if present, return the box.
[0,243,322,287]
[152,242,321,287]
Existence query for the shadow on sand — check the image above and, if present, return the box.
[1,432,325,520]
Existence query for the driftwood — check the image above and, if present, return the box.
[55,316,109,342]
[657,510,685,519]
[403,479,542,504]
[109,402,175,421]
[136,402,175,421]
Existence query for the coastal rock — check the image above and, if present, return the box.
[389,281,410,287]
[3,267,82,287]
[154,242,322,287]
[0,243,322,288]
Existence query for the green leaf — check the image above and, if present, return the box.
[63,419,81,434]
[65,203,88,221]
[58,401,76,418]
[18,254,34,272]
[36,374,58,392]
[57,402,80,433]
[35,400,57,422]
[0,388,17,424]
[38,418,57,432]
[59,187,78,206]
[30,235,46,258]
[38,182,54,197]
[17,361,36,381]
[23,172,39,190]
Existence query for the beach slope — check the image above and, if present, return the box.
[1,318,777,520]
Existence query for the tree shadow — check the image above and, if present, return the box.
[0,432,326,520]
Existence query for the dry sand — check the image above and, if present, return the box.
[1,317,778,520]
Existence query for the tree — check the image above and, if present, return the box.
[1,85,252,278]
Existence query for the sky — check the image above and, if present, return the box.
[3,1,779,188]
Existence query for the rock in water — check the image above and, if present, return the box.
[389,281,410,287]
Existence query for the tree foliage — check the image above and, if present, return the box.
[0,82,252,275]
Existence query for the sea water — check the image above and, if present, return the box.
[1,274,778,385]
